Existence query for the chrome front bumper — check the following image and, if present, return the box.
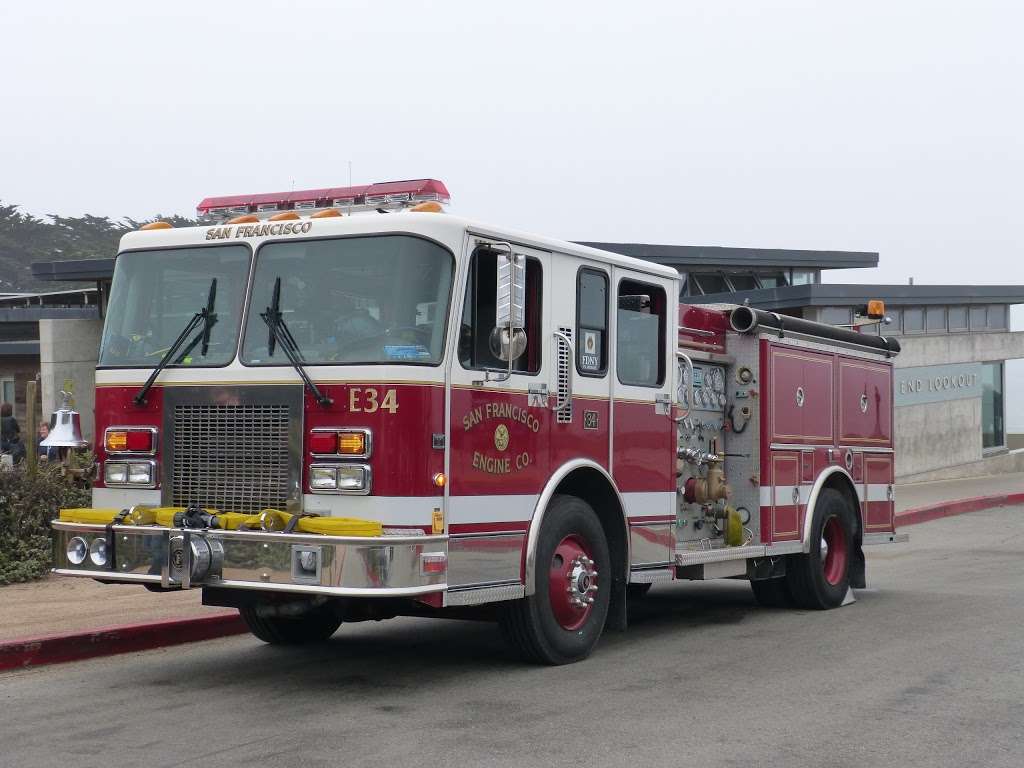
[52,521,447,598]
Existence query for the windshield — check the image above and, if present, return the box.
[241,235,453,366]
[99,245,251,367]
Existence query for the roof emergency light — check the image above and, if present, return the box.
[196,179,450,221]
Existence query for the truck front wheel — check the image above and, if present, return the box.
[500,495,611,665]
[785,488,855,609]
[240,601,342,645]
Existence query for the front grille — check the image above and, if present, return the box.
[171,403,291,514]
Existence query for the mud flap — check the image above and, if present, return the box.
[607,577,628,631]
[849,544,866,589]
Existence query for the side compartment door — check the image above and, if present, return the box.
[447,239,550,589]
[610,267,677,568]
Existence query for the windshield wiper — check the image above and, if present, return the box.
[261,277,332,407]
[133,279,218,406]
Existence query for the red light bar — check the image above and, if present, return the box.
[197,179,449,217]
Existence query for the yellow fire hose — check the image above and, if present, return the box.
[58,507,382,537]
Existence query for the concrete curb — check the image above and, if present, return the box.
[0,613,245,672]
[895,491,1024,528]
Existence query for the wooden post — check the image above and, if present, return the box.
[25,380,37,475]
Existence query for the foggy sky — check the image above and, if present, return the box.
[2,1,1022,425]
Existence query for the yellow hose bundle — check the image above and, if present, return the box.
[58,507,382,537]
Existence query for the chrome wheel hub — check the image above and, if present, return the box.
[566,555,599,608]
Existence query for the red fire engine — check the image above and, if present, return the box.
[52,179,905,664]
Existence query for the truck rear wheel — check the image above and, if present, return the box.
[785,488,855,609]
[240,602,342,645]
[500,495,611,665]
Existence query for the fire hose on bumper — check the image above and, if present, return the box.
[52,506,447,598]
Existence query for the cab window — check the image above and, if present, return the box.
[577,268,608,376]
[616,279,666,387]
[458,247,543,374]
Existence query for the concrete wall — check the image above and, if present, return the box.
[894,331,1024,479]
[39,319,103,445]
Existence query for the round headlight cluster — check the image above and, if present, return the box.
[89,537,109,566]
[66,536,88,565]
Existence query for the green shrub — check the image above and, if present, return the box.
[0,463,91,585]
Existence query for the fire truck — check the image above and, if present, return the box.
[52,178,906,664]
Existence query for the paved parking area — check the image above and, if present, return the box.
[3,506,1022,768]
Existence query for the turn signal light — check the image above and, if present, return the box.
[337,431,366,455]
[139,221,172,230]
[104,428,155,454]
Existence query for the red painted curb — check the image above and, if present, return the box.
[896,491,1024,528]
[0,612,246,672]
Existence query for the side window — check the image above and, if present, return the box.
[577,268,608,376]
[458,247,543,374]
[616,279,666,387]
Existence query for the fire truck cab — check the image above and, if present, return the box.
[52,179,905,664]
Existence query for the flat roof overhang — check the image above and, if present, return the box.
[575,243,878,271]
[31,258,115,283]
[690,284,1024,309]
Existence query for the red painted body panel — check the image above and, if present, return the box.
[864,455,895,531]
[449,387,549,496]
[302,383,445,497]
[94,386,164,489]
[678,304,728,354]
[768,345,834,445]
[770,451,801,541]
[550,399,610,474]
[837,357,893,447]
[612,400,675,493]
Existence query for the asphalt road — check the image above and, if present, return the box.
[3,507,1023,768]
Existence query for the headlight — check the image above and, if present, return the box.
[66,536,88,565]
[309,464,370,494]
[128,462,153,485]
[336,465,368,492]
[310,466,338,490]
[104,462,128,484]
[89,537,109,567]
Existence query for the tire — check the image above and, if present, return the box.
[750,577,793,607]
[240,601,343,645]
[785,488,855,609]
[500,495,611,665]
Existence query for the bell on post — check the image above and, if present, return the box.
[42,390,88,449]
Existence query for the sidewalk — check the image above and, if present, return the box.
[0,575,232,643]
[3,471,1022,643]
[896,471,1024,513]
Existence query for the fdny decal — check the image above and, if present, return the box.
[206,221,313,240]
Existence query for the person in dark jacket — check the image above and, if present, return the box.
[1,402,26,464]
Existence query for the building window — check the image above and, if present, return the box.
[987,305,1007,330]
[948,306,968,332]
[903,307,924,334]
[884,308,902,335]
[820,307,852,326]
[757,272,788,288]
[790,269,817,285]
[727,273,759,291]
[617,279,666,387]
[926,306,946,333]
[0,379,14,407]
[982,361,1005,450]
[692,274,730,295]
[458,247,543,375]
[970,305,987,330]
[576,268,608,376]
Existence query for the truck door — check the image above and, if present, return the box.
[447,238,550,588]
[547,257,612,470]
[610,267,677,568]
